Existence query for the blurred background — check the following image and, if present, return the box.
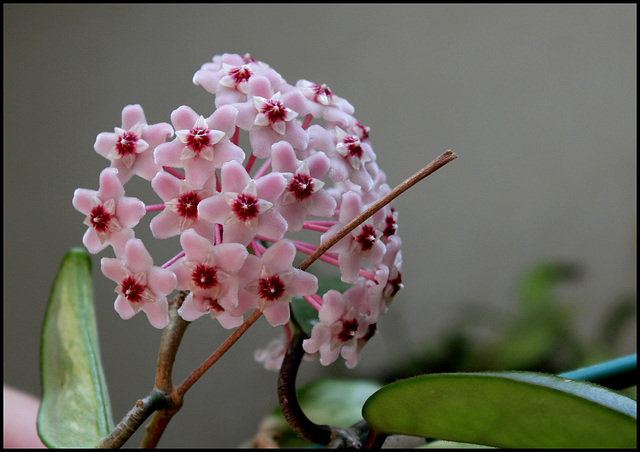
[4,4,636,448]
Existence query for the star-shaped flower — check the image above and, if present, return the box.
[197,161,287,246]
[320,191,386,283]
[168,230,249,328]
[308,125,376,191]
[240,239,318,326]
[94,105,173,183]
[291,79,355,129]
[271,140,336,231]
[149,171,215,242]
[100,239,177,329]
[154,105,244,189]
[72,168,146,256]
[302,280,373,368]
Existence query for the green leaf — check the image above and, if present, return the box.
[37,248,113,448]
[362,371,637,448]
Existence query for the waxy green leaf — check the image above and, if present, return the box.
[37,249,113,448]
[362,371,636,448]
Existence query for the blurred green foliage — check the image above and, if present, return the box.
[380,261,636,385]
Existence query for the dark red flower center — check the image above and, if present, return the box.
[312,83,333,102]
[192,264,218,290]
[261,100,287,123]
[356,225,377,251]
[177,192,201,219]
[121,276,145,303]
[287,173,314,201]
[116,131,139,156]
[186,127,211,152]
[205,297,224,313]
[342,136,363,158]
[258,275,286,302]
[382,215,397,237]
[228,66,253,85]
[363,323,377,341]
[232,193,260,222]
[353,122,369,141]
[90,205,111,232]
[387,273,403,297]
[337,318,359,342]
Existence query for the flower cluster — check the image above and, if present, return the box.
[72,53,403,369]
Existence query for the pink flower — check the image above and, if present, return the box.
[271,140,336,231]
[149,171,215,242]
[308,125,376,191]
[254,336,288,371]
[302,280,375,368]
[72,168,146,256]
[154,105,244,189]
[290,79,355,129]
[168,230,249,328]
[321,191,386,283]
[193,53,285,107]
[197,161,287,246]
[94,105,173,184]
[232,76,309,158]
[241,240,318,327]
[100,239,177,329]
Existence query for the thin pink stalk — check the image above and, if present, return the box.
[301,114,313,130]
[162,251,185,269]
[245,154,257,173]
[303,294,323,311]
[162,166,185,180]
[231,126,240,146]
[301,222,330,233]
[214,224,222,245]
[251,239,265,257]
[254,157,272,179]
[146,204,165,212]
[303,220,337,227]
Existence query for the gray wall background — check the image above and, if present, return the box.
[4,4,636,448]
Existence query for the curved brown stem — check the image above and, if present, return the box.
[277,328,333,446]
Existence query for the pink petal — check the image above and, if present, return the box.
[255,209,287,242]
[124,239,153,273]
[221,161,251,193]
[211,140,245,168]
[154,140,184,167]
[177,292,207,321]
[148,266,177,296]
[170,105,199,131]
[149,210,181,239]
[98,168,125,200]
[207,105,239,137]
[262,300,290,327]
[197,194,229,224]
[286,270,318,298]
[141,298,170,329]
[261,239,295,272]
[256,172,286,202]
[115,197,146,228]
[151,171,180,202]
[121,104,147,130]
[114,295,138,320]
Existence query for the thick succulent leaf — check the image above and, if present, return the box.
[362,371,636,448]
[37,249,113,448]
